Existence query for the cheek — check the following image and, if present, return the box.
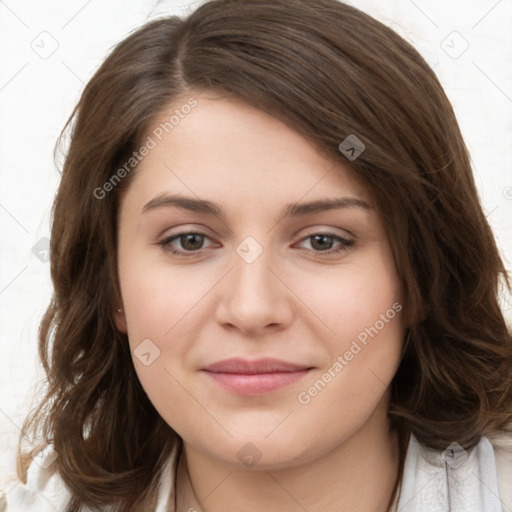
[117,260,202,430]
[117,251,221,410]
[118,249,212,342]
[294,249,404,406]
[291,290,403,453]
[294,250,402,351]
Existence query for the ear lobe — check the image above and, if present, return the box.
[114,308,127,333]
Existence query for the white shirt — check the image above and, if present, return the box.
[1,433,511,511]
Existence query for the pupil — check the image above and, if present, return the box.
[182,234,203,250]
[312,235,332,251]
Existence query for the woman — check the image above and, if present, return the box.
[3,0,512,510]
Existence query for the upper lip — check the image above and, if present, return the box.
[201,358,313,374]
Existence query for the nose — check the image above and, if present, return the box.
[215,242,294,336]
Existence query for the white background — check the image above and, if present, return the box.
[1,0,511,487]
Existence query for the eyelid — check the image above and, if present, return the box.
[298,225,354,239]
[158,225,353,244]
[156,224,214,243]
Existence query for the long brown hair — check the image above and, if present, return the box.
[18,0,512,510]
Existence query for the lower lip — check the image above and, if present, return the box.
[202,369,312,395]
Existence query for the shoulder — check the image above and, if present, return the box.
[487,431,512,511]
[0,444,74,512]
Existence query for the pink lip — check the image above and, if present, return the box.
[201,358,313,395]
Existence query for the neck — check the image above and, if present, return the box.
[176,407,401,512]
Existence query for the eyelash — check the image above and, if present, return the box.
[156,230,354,257]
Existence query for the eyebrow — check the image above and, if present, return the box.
[142,193,372,219]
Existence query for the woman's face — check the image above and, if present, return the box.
[115,92,404,469]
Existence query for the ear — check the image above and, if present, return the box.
[114,307,127,333]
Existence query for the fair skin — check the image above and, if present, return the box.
[114,92,405,512]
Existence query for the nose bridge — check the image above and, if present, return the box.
[216,235,292,332]
[232,234,280,304]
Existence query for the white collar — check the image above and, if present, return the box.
[394,434,503,511]
[3,433,505,511]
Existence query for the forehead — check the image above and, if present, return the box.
[124,92,372,213]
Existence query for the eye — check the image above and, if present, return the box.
[156,230,354,257]
[157,231,215,256]
[296,233,354,255]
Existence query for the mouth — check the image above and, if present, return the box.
[200,358,314,395]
